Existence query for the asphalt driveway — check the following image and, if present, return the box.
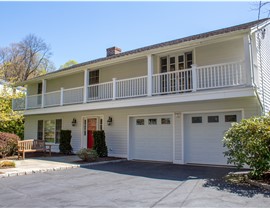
[0,161,269,207]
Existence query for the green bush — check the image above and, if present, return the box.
[93,130,108,157]
[59,130,73,154]
[77,148,98,162]
[0,132,20,158]
[223,115,270,179]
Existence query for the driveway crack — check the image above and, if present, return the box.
[150,181,186,208]
[179,179,200,208]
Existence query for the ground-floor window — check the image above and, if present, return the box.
[37,119,62,144]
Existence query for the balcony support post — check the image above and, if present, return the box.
[60,87,64,106]
[41,79,46,108]
[147,54,153,96]
[25,90,28,110]
[112,78,117,100]
[83,69,89,103]
[191,64,197,92]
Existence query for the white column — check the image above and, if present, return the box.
[25,88,28,110]
[243,34,252,86]
[191,64,197,92]
[147,54,153,96]
[60,87,64,106]
[83,69,89,103]
[41,79,46,108]
[112,78,117,100]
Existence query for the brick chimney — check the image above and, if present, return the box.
[106,46,122,57]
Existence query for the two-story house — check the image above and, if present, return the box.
[13,18,270,165]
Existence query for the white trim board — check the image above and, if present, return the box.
[24,87,255,116]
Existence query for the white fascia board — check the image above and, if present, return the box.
[24,87,256,116]
[250,20,270,34]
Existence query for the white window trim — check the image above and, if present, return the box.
[39,119,62,144]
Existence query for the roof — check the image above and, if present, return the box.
[17,18,270,85]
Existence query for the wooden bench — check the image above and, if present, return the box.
[17,139,52,160]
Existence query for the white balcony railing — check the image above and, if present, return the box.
[196,61,245,89]
[12,97,25,111]
[152,69,193,95]
[27,94,42,109]
[116,76,147,99]
[44,91,61,107]
[12,61,247,111]
[63,87,84,105]
[88,81,113,102]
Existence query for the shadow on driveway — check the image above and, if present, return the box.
[85,160,270,198]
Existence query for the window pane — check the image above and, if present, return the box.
[55,119,62,144]
[170,57,175,64]
[225,115,237,122]
[89,70,99,85]
[208,116,219,123]
[136,119,144,125]
[192,117,202,123]
[148,119,157,125]
[44,120,55,143]
[161,57,167,65]
[178,55,184,63]
[161,118,171,124]
[37,120,43,140]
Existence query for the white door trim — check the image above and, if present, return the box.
[127,112,175,163]
[80,114,104,149]
[181,108,244,164]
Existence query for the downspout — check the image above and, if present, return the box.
[248,32,264,114]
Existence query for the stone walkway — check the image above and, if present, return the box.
[0,156,126,178]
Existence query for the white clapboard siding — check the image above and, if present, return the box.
[256,24,270,114]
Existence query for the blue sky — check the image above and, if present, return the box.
[0,1,264,69]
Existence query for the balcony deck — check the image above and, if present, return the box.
[12,61,246,111]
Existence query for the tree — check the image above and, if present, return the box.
[0,88,24,139]
[223,115,270,179]
[0,34,55,83]
[59,60,78,69]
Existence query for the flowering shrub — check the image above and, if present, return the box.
[223,115,270,179]
[0,132,20,158]
[77,148,98,162]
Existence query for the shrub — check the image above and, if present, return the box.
[0,132,20,158]
[223,115,270,179]
[93,130,108,157]
[77,148,98,162]
[0,160,16,168]
[59,130,73,154]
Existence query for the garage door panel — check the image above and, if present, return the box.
[184,111,241,165]
[131,115,173,162]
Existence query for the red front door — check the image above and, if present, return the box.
[87,118,97,149]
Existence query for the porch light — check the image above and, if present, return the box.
[72,118,77,126]
[107,117,113,126]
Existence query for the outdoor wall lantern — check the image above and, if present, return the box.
[107,116,113,126]
[72,118,77,126]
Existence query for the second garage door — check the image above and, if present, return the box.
[184,111,241,165]
[130,115,173,162]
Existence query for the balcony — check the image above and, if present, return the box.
[12,61,246,111]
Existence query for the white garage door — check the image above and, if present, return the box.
[130,115,173,162]
[184,111,241,165]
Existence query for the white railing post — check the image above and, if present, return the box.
[83,69,89,103]
[60,87,64,106]
[147,54,153,96]
[41,79,46,108]
[112,78,117,100]
[191,64,197,92]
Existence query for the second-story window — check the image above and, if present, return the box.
[89,70,99,85]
